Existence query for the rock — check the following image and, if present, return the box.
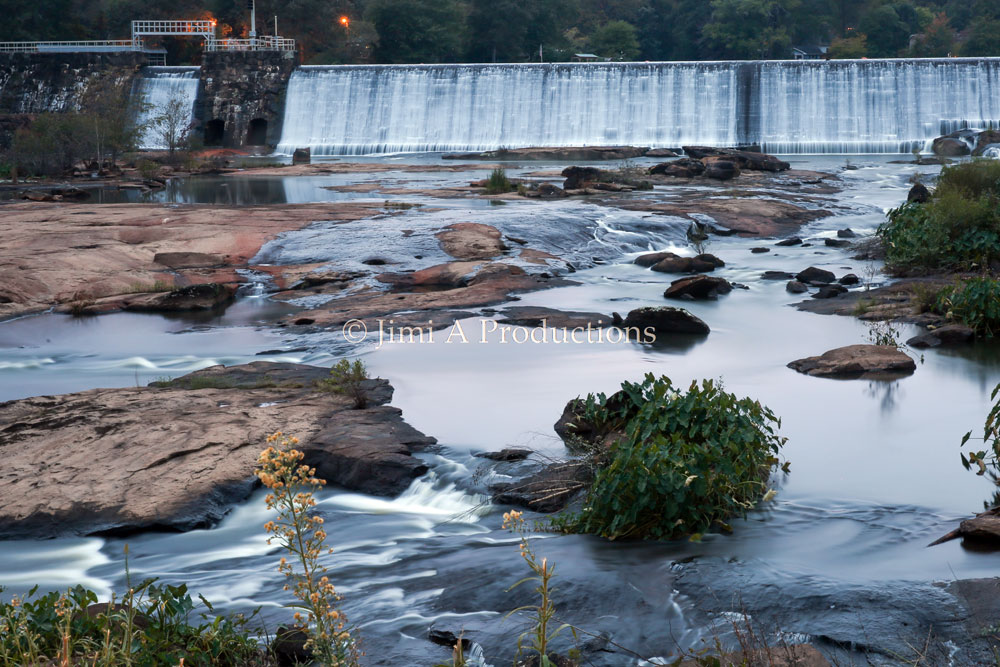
[786,280,808,293]
[635,251,679,267]
[0,362,436,538]
[124,283,236,313]
[651,257,694,273]
[825,238,851,248]
[838,273,860,285]
[622,306,710,335]
[377,262,481,289]
[663,275,732,300]
[561,165,602,189]
[645,148,679,158]
[291,147,311,165]
[428,628,473,651]
[475,448,533,462]
[703,159,741,180]
[837,228,857,238]
[52,186,90,200]
[682,146,791,172]
[695,253,725,268]
[153,251,224,269]
[436,223,507,260]
[491,462,592,513]
[762,270,795,280]
[497,306,611,329]
[294,270,366,289]
[929,507,1000,547]
[751,247,770,254]
[534,182,566,197]
[272,626,312,667]
[649,158,705,178]
[21,190,56,202]
[906,324,975,349]
[931,136,971,157]
[776,237,803,246]
[907,182,931,203]
[812,284,847,299]
[787,344,916,378]
[795,267,836,284]
[973,130,1000,157]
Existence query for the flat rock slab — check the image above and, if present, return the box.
[0,362,435,539]
[788,344,916,379]
[436,222,508,261]
[497,306,612,329]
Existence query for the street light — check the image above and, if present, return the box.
[339,16,350,29]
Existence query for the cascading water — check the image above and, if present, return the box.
[276,58,1000,155]
[133,67,199,150]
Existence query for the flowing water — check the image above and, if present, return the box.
[133,66,200,150]
[1,156,998,664]
[276,60,1000,155]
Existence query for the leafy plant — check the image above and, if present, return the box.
[318,359,370,409]
[937,277,1000,337]
[866,319,902,348]
[558,375,786,541]
[257,433,358,666]
[961,383,1000,480]
[485,167,513,195]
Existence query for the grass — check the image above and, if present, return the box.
[485,167,514,195]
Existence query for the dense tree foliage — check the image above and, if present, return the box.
[0,0,997,63]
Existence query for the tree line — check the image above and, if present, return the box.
[0,0,998,63]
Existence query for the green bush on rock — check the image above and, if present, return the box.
[878,160,1000,273]
[937,277,1000,337]
[556,374,787,541]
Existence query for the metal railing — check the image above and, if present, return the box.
[206,36,296,52]
[0,40,138,53]
[131,20,216,37]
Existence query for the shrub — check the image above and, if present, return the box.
[559,375,786,541]
[257,433,357,666]
[318,359,370,409]
[937,277,1000,337]
[485,167,513,195]
[0,580,264,665]
[960,382,1000,479]
[878,160,1000,273]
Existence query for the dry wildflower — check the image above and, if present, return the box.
[257,432,358,666]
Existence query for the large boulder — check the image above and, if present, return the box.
[682,146,791,172]
[622,306,710,335]
[635,251,679,267]
[0,362,435,539]
[561,166,602,189]
[795,267,836,284]
[907,182,931,203]
[436,222,507,260]
[123,283,236,313]
[664,275,732,300]
[787,345,916,378]
[973,130,1000,157]
[490,462,592,513]
[703,159,741,180]
[649,158,705,178]
[932,135,971,157]
[906,324,975,349]
[651,254,720,274]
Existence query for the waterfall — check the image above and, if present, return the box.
[276,58,1000,156]
[134,67,200,151]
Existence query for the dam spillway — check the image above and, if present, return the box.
[133,67,199,150]
[275,59,1000,155]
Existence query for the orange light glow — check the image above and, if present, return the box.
[339,16,350,28]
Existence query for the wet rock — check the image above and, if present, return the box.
[664,275,732,300]
[906,324,975,349]
[652,256,695,273]
[475,448,533,462]
[837,228,857,238]
[776,237,803,246]
[838,273,860,285]
[973,130,1000,157]
[786,280,808,293]
[623,306,710,335]
[561,165,602,189]
[825,238,851,248]
[645,148,679,158]
[291,147,311,165]
[0,362,435,538]
[272,626,312,667]
[294,270,366,289]
[21,190,56,202]
[812,284,847,299]
[428,628,473,651]
[123,283,236,313]
[153,251,224,269]
[795,267,835,284]
[762,270,795,280]
[703,159,741,180]
[932,136,971,157]
[682,146,791,172]
[676,645,830,667]
[436,223,507,260]
[635,251,678,267]
[534,182,566,197]
[497,306,611,329]
[491,461,592,513]
[751,247,770,254]
[908,182,931,203]
[378,262,481,289]
[695,253,725,268]
[788,344,916,378]
[649,158,705,178]
[930,507,1000,547]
